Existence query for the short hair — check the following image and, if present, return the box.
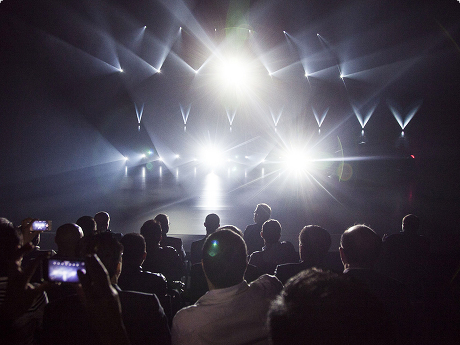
[120,233,146,265]
[140,219,162,244]
[256,203,271,221]
[83,233,123,279]
[217,225,243,237]
[299,225,331,264]
[262,219,282,244]
[268,268,390,345]
[94,211,110,232]
[204,213,220,231]
[76,216,97,237]
[0,218,21,276]
[340,225,382,268]
[154,214,169,234]
[402,214,420,233]
[55,223,83,255]
[202,229,247,289]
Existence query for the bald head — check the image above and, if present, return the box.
[55,223,83,258]
[340,225,381,269]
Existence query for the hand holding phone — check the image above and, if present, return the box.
[32,220,52,231]
[44,258,86,283]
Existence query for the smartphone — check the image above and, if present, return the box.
[32,220,52,231]
[44,258,86,283]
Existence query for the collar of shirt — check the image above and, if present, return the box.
[196,280,248,305]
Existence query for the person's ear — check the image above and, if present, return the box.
[339,247,348,267]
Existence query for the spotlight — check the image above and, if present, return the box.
[283,149,310,172]
[410,155,415,159]
[143,26,147,29]
[175,154,180,159]
[340,74,344,79]
[119,68,124,73]
[123,156,129,161]
[141,154,146,158]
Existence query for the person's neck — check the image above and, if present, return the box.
[264,241,279,249]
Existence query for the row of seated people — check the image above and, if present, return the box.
[1,206,459,345]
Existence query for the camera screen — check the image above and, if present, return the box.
[48,259,86,283]
[32,220,50,231]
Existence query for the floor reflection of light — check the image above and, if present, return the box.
[141,167,146,189]
[262,168,265,177]
[194,167,197,177]
[159,166,162,177]
[125,166,128,177]
[200,172,223,209]
[176,168,179,179]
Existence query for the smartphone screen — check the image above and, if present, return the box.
[46,258,86,283]
[32,220,51,231]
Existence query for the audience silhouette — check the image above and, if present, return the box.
[2,208,459,345]
[190,213,220,265]
[244,203,271,255]
[340,224,412,343]
[42,233,171,345]
[275,224,331,284]
[172,229,282,345]
[141,219,185,284]
[268,268,392,345]
[249,219,298,275]
[155,214,186,264]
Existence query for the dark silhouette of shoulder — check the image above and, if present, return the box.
[190,237,206,265]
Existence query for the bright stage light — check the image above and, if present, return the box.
[283,148,311,172]
[199,146,225,168]
[141,153,146,158]
[221,57,249,87]
[123,156,129,161]
[119,68,124,73]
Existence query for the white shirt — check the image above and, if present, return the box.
[172,274,283,345]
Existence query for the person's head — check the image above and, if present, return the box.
[268,268,390,345]
[254,203,271,224]
[0,218,22,276]
[83,233,123,283]
[140,219,162,246]
[76,216,97,237]
[402,214,420,234]
[154,214,169,235]
[55,223,84,258]
[120,233,147,267]
[299,225,331,265]
[340,224,382,269]
[202,229,247,289]
[204,213,220,234]
[94,211,110,233]
[261,219,282,245]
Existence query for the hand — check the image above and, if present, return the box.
[20,218,39,245]
[77,255,131,345]
[0,243,49,321]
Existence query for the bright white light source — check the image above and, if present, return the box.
[141,154,146,158]
[200,146,224,168]
[284,148,311,171]
[221,57,249,87]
